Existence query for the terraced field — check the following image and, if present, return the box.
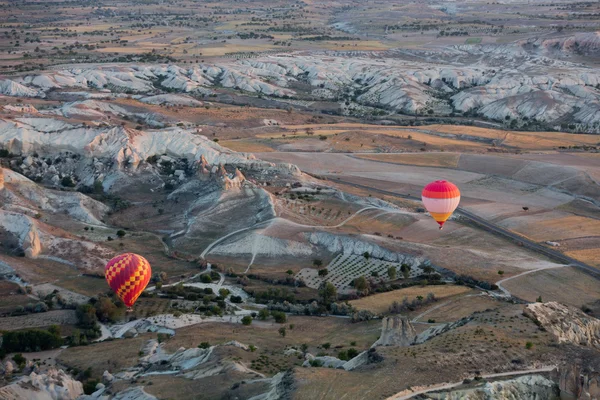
[297,254,424,291]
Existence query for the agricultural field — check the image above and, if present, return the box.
[296,254,425,291]
[348,284,473,315]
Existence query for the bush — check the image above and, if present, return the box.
[230,295,243,303]
[347,348,359,359]
[525,341,534,349]
[61,176,75,187]
[258,308,270,320]
[83,380,99,395]
[241,315,253,325]
[271,311,287,323]
[198,342,210,349]
[116,230,126,238]
[200,274,212,283]
[12,353,26,367]
[309,359,323,367]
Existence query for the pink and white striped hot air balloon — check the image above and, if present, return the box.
[421,180,461,230]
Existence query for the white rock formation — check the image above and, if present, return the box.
[0,369,83,399]
[424,374,559,399]
[372,316,417,347]
[306,232,424,265]
[523,302,600,349]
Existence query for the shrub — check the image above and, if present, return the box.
[347,348,359,359]
[525,341,533,349]
[116,230,126,238]
[271,311,287,323]
[198,342,210,349]
[309,359,323,367]
[241,315,252,325]
[61,176,75,187]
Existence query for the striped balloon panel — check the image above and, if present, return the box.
[421,180,461,227]
[104,253,152,307]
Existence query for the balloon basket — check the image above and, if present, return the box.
[126,307,133,313]
[439,226,443,230]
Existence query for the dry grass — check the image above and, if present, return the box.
[58,334,151,378]
[219,139,275,153]
[274,123,600,151]
[0,310,77,331]
[354,153,461,168]
[0,281,32,314]
[564,249,600,268]
[349,285,472,314]
[502,266,600,307]
[415,294,501,322]
[504,215,600,241]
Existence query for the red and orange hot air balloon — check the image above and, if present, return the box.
[105,253,151,310]
[421,180,461,230]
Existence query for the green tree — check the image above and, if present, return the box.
[422,265,434,275]
[258,308,270,320]
[272,311,287,323]
[300,343,308,354]
[387,266,397,280]
[319,282,337,306]
[400,264,411,279]
[354,276,370,295]
[347,348,359,359]
[76,303,99,330]
[241,315,252,325]
[278,327,286,337]
[116,230,126,238]
[536,296,543,303]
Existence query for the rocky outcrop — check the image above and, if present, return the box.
[306,232,426,265]
[0,369,83,399]
[0,167,4,191]
[424,375,559,400]
[415,317,473,344]
[523,302,600,349]
[559,362,600,400]
[0,117,299,190]
[373,316,417,347]
[248,370,295,400]
[0,211,42,258]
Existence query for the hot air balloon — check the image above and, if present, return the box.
[421,180,460,230]
[105,253,151,310]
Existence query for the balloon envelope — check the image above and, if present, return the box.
[104,253,152,308]
[421,180,461,229]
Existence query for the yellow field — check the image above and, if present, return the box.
[565,249,600,268]
[515,215,600,241]
[355,152,461,168]
[220,140,275,153]
[96,47,154,54]
[426,124,600,148]
[349,285,471,314]
[257,129,348,139]
[276,123,600,151]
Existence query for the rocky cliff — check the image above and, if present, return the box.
[0,369,83,400]
[424,375,560,400]
[373,316,417,347]
[523,302,600,349]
